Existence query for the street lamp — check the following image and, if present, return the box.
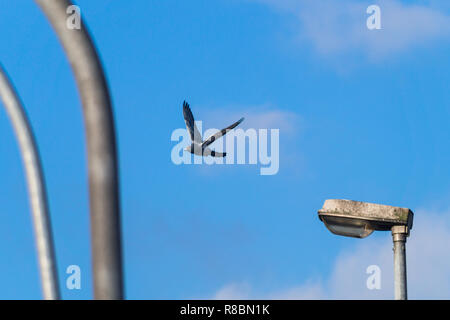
[318,199,414,300]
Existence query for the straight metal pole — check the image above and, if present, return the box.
[34,0,123,299]
[392,225,408,300]
[0,65,60,299]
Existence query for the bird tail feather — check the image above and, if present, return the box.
[210,150,226,157]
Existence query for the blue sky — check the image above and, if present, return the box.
[0,0,449,299]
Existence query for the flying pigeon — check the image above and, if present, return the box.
[183,100,244,157]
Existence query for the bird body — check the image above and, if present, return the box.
[182,101,243,157]
[185,143,226,157]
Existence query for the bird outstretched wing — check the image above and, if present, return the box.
[183,101,202,143]
[202,117,244,148]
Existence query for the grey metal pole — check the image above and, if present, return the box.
[34,0,123,299]
[0,65,60,300]
[392,225,408,300]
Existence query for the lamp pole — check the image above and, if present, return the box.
[34,0,124,299]
[392,225,408,300]
[0,65,60,300]
[318,199,413,300]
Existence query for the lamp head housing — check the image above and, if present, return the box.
[318,199,414,239]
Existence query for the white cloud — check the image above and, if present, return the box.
[266,282,325,300]
[213,283,252,300]
[254,0,450,60]
[198,103,301,135]
[212,208,450,299]
[213,281,325,300]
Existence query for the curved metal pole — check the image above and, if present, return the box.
[0,65,60,300]
[34,0,123,299]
